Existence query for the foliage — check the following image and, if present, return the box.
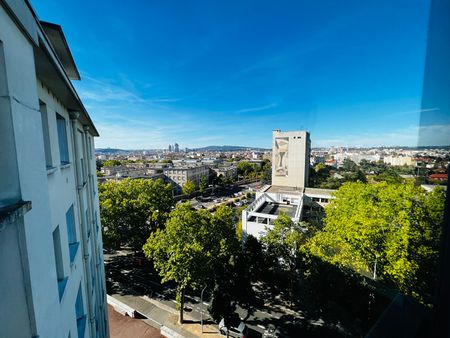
[209,234,264,323]
[182,180,196,195]
[307,181,445,304]
[99,178,174,251]
[342,158,358,172]
[143,203,240,323]
[373,168,404,184]
[261,160,272,184]
[237,161,264,180]
[261,213,307,270]
[199,175,209,193]
[103,159,122,167]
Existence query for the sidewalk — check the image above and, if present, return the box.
[109,293,222,338]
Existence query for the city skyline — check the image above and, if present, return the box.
[33,0,450,149]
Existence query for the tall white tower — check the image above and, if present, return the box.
[271,130,310,189]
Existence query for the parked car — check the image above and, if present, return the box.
[219,317,248,337]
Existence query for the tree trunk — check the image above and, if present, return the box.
[178,288,185,324]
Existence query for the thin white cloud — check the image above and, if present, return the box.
[235,103,277,114]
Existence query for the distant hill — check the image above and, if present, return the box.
[95,148,133,155]
[193,145,269,152]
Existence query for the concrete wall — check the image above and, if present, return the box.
[0,2,108,337]
[271,130,310,188]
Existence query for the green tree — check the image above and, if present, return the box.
[342,158,358,172]
[99,178,174,251]
[103,159,122,167]
[143,204,239,323]
[374,168,404,184]
[307,182,445,304]
[182,180,196,195]
[199,175,209,194]
[261,213,307,270]
[261,161,272,184]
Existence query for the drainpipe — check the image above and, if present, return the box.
[70,112,95,338]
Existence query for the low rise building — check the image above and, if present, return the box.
[212,166,238,180]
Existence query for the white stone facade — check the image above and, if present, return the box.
[272,130,310,189]
[0,1,108,338]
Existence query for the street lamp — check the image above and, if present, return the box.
[200,285,207,333]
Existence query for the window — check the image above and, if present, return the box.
[39,101,53,168]
[87,136,92,158]
[75,285,86,338]
[66,205,79,262]
[52,226,68,300]
[56,113,69,164]
[78,130,86,183]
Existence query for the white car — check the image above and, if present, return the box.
[219,318,248,337]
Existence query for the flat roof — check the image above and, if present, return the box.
[304,187,336,197]
[266,185,303,195]
[255,201,297,218]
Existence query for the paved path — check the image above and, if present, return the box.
[110,293,223,338]
[108,304,163,338]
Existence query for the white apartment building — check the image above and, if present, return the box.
[383,155,416,167]
[0,2,108,338]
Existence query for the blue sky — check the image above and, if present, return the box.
[33,0,448,149]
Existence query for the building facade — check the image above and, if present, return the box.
[163,165,209,193]
[272,130,310,189]
[0,1,108,337]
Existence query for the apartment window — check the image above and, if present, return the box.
[56,113,70,164]
[39,101,53,168]
[78,130,86,183]
[52,226,68,300]
[87,136,92,158]
[66,205,79,262]
[75,285,86,338]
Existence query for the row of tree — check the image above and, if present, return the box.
[99,176,446,329]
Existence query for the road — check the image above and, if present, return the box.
[104,250,303,337]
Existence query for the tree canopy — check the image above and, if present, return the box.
[307,181,445,304]
[99,178,174,251]
[182,180,196,195]
[143,203,239,323]
[261,213,307,270]
[102,159,122,167]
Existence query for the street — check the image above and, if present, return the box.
[104,250,310,337]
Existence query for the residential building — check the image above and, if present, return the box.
[163,165,209,193]
[0,1,108,337]
[383,155,416,166]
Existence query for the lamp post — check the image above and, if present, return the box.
[201,285,207,333]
